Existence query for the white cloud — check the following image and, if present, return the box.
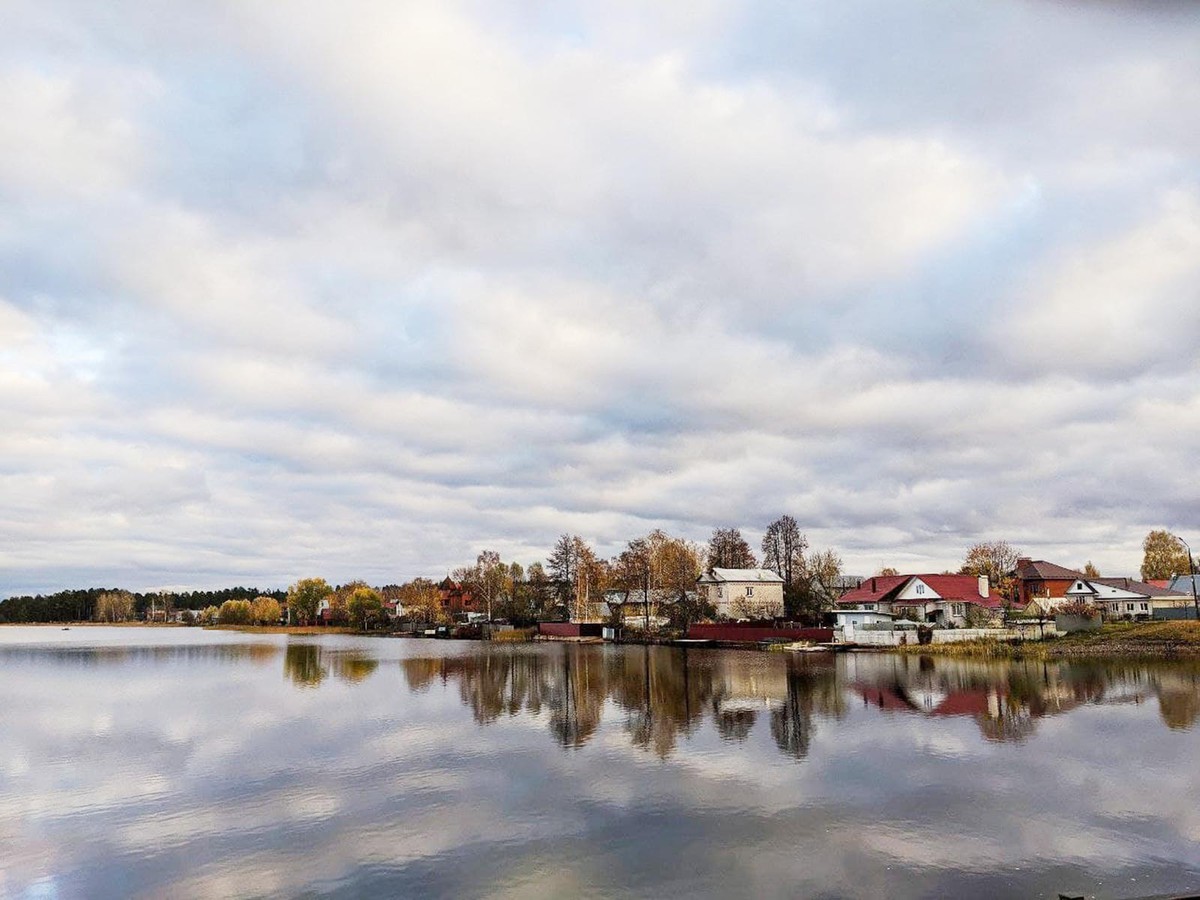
[1,0,1198,593]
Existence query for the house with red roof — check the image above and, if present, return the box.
[836,573,1001,627]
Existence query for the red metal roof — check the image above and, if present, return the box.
[838,574,1000,608]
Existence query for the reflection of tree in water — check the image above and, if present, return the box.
[284,645,380,687]
[401,656,445,693]
[609,646,715,757]
[330,653,379,683]
[547,644,605,748]
[716,708,757,742]
[770,657,844,759]
[284,644,327,688]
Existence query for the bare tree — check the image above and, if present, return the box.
[960,540,1021,598]
[761,516,808,586]
[707,527,758,570]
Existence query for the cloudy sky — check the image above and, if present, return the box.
[2,0,1198,594]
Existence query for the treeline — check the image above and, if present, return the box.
[0,586,286,624]
[399,518,846,626]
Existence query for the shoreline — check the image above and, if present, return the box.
[889,621,1200,661]
[6,621,1200,662]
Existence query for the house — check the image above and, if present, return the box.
[1012,558,1086,610]
[437,578,478,617]
[696,568,785,619]
[836,574,1001,627]
[833,607,894,629]
[1064,577,1190,621]
[1169,574,1200,598]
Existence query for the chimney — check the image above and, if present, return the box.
[978,575,989,598]
[871,577,877,593]
[1016,557,1032,570]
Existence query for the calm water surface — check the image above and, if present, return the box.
[2,627,1200,899]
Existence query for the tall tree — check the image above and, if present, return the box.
[347,586,385,631]
[707,527,758,570]
[250,596,282,625]
[288,578,332,626]
[548,534,601,621]
[95,590,135,623]
[1141,530,1191,581]
[1082,561,1101,578]
[462,550,507,621]
[761,516,808,586]
[960,541,1021,598]
[525,562,555,621]
[397,578,442,623]
[548,534,583,606]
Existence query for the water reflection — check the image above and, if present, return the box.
[394,646,1200,757]
[5,629,1200,899]
[400,646,845,758]
[844,653,1200,741]
[284,643,380,687]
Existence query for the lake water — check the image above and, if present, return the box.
[2,628,1200,899]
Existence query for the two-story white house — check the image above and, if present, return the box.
[696,568,785,619]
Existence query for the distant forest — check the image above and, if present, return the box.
[0,587,287,623]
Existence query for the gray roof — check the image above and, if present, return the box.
[698,568,784,584]
[1092,577,1188,598]
[1169,574,1200,595]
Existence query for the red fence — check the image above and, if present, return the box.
[686,624,833,643]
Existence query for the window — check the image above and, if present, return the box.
[866,603,876,611]
[1127,603,1135,612]
[952,603,964,616]
[1140,603,1149,612]
[717,586,723,599]
[746,586,754,598]
[916,584,925,595]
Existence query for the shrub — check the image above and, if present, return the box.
[1058,599,1098,619]
[217,599,253,625]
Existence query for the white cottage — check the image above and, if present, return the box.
[696,568,785,619]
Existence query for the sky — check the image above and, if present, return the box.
[2,0,1199,595]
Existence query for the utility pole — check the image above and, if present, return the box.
[1173,534,1200,622]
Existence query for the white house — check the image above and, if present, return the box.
[833,608,894,629]
[1064,578,1189,621]
[696,568,785,619]
[836,574,1001,627]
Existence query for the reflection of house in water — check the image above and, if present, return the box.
[844,654,1200,741]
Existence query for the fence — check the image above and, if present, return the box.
[841,626,1026,646]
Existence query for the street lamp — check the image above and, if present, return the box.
[1171,533,1200,622]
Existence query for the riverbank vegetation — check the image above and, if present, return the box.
[897,621,1200,660]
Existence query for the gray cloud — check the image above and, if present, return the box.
[1,0,1198,593]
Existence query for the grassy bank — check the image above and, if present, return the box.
[896,621,1200,660]
[205,625,360,635]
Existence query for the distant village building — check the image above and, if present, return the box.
[437,578,478,617]
[1063,577,1190,621]
[836,574,1000,627]
[696,568,785,619]
[1012,558,1086,609]
[1169,574,1200,598]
